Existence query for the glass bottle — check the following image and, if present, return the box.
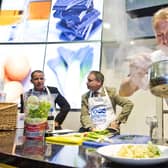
[146,116,158,142]
[47,108,55,132]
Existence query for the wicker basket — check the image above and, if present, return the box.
[0,103,18,130]
[0,131,15,153]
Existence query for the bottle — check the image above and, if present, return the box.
[47,108,55,132]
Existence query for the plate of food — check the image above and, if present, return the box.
[97,142,168,165]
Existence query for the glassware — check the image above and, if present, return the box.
[146,116,158,141]
[23,93,52,139]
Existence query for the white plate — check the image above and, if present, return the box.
[97,144,168,165]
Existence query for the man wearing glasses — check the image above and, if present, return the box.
[79,70,134,132]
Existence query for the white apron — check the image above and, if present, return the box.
[45,87,58,115]
[88,88,116,130]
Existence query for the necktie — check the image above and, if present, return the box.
[94,91,99,97]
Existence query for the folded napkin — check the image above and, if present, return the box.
[46,135,83,145]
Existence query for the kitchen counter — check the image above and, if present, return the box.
[0,129,168,168]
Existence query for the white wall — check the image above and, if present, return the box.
[62,111,81,131]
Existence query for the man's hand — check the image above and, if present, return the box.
[109,120,120,130]
[55,121,62,130]
[128,53,152,90]
[129,53,152,76]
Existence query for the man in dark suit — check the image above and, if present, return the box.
[23,70,70,130]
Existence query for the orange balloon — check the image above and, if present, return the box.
[4,55,30,81]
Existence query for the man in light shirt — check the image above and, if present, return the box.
[119,7,168,97]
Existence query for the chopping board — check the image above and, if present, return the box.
[46,135,83,145]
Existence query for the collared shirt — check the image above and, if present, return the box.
[25,87,48,98]
[91,87,103,97]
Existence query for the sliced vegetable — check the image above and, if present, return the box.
[74,129,111,142]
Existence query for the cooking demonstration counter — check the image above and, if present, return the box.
[0,129,168,168]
